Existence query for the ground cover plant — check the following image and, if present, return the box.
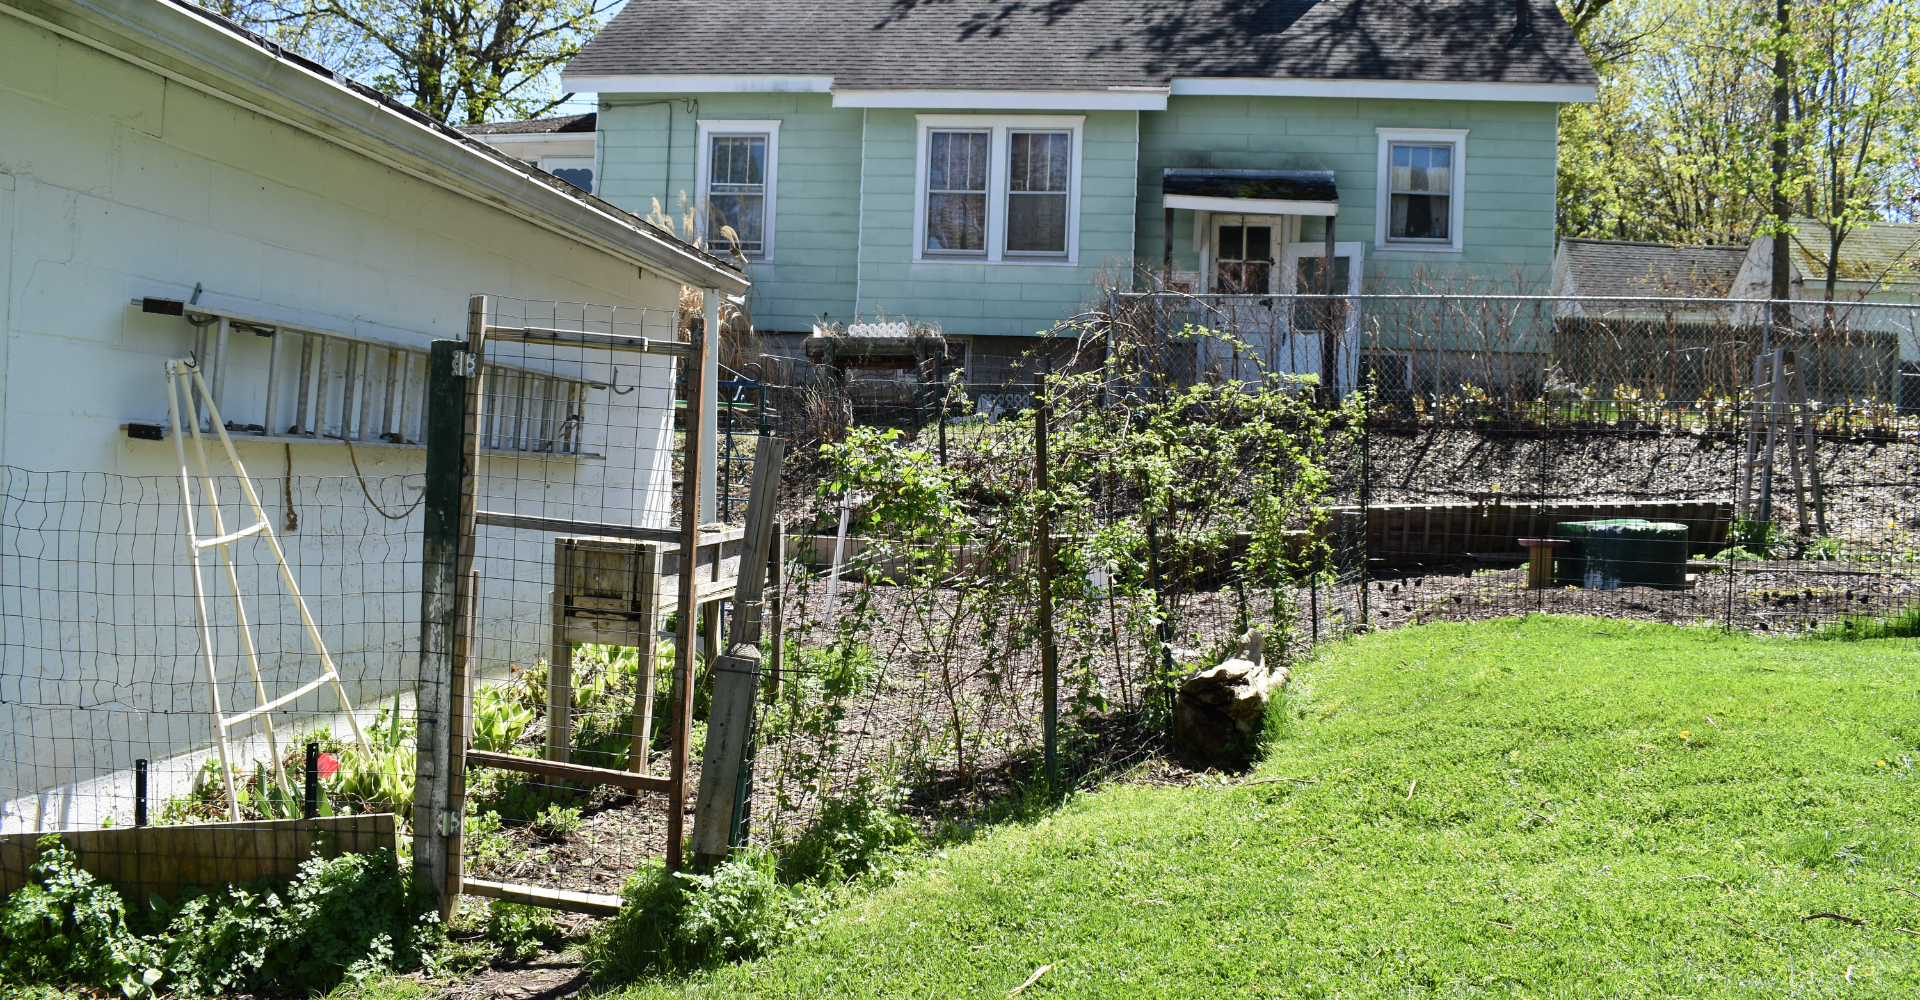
[612,616,1920,998]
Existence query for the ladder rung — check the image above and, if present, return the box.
[221,673,334,728]
[196,520,268,549]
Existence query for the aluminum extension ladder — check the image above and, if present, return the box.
[1737,348,1828,538]
[164,357,371,820]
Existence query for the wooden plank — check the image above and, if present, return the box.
[692,434,785,863]
[461,877,624,916]
[0,815,397,903]
[484,325,692,357]
[466,748,674,794]
[476,510,743,547]
[668,314,710,873]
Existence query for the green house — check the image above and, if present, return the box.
[562,0,1595,381]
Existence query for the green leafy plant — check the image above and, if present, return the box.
[778,785,919,885]
[530,804,584,840]
[482,900,563,961]
[471,681,535,753]
[583,852,814,983]
[0,836,159,992]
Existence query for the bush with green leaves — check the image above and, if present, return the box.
[0,840,439,997]
[0,836,159,994]
[778,787,919,885]
[584,852,815,984]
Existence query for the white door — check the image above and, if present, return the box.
[1279,240,1364,398]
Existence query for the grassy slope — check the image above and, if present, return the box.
[624,616,1919,999]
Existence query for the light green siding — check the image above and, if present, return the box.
[850,109,1139,338]
[593,92,1562,335]
[596,93,864,331]
[1138,96,1560,290]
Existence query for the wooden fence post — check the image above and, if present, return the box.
[666,313,709,873]
[414,338,463,912]
[692,433,785,865]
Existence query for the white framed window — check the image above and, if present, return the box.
[1374,128,1467,252]
[696,119,781,261]
[914,115,1084,265]
[539,156,595,194]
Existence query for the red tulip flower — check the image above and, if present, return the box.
[317,752,341,780]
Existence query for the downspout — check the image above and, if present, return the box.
[853,108,870,324]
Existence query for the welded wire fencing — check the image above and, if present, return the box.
[2,291,1915,915]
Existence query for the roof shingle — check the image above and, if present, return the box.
[566,0,1596,91]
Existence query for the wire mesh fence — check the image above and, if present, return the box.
[2,291,1915,917]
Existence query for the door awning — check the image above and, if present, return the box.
[1162,168,1338,216]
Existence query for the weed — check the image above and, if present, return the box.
[483,901,563,962]
[0,836,158,992]
[530,804,584,840]
[1810,603,1920,640]
[779,785,919,885]
[584,851,815,983]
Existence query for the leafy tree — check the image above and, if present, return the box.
[206,0,613,123]
[1556,0,1920,259]
[1788,0,1920,298]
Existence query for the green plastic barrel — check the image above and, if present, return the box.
[1553,519,1690,590]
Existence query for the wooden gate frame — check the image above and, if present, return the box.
[413,294,716,917]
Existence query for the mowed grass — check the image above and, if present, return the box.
[623,616,1920,999]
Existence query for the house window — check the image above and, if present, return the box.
[927,130,990,254]
[915,115,1084,264]
[1387,144,1451,241]
[696,120,781,260]
[539,156,595,194]
[1374,128,1467,252]
[1006,131,1070,256]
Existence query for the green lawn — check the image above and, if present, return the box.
[622,616,1919,999]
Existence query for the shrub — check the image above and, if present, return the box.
[584,852,813,984]
[0,842,438,997]
[779,788,919,885]
[0,836,158,992]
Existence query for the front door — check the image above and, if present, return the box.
[1280,241,1364,397]
[1209,215,1279,294]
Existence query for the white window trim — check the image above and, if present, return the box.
[1375,127,1468,253]
[912,114,1085,266]
[696,119,781,262]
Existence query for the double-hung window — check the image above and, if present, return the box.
[1374,128,1467,252]
[916,115,1083,264]
[926,130,990,254]
[697,120,781,260]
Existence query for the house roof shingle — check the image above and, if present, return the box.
[1789,220,1920,288]
[1555,239,1750,299]
[458,113,598,135]
[566,0,1596,91]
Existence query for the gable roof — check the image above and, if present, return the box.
[1552,239,1751,299]
[565,0,1596,100]
[1788,220,1920,288]
[6,0,744,293]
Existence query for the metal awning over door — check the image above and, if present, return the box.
[1162,168,1338,216]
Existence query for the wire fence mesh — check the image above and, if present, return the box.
[2,292,1915,913]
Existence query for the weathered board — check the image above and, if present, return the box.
[0,814,398,902]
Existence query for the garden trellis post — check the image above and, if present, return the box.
[1036,360,1057,792]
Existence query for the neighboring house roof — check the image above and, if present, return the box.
[459,113,598,136]
[1551,239,1751,299]
[1788,219,1920,289]
[565,0,1596,102]
[11,0,743,293]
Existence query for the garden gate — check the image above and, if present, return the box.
[411,295,738,917]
